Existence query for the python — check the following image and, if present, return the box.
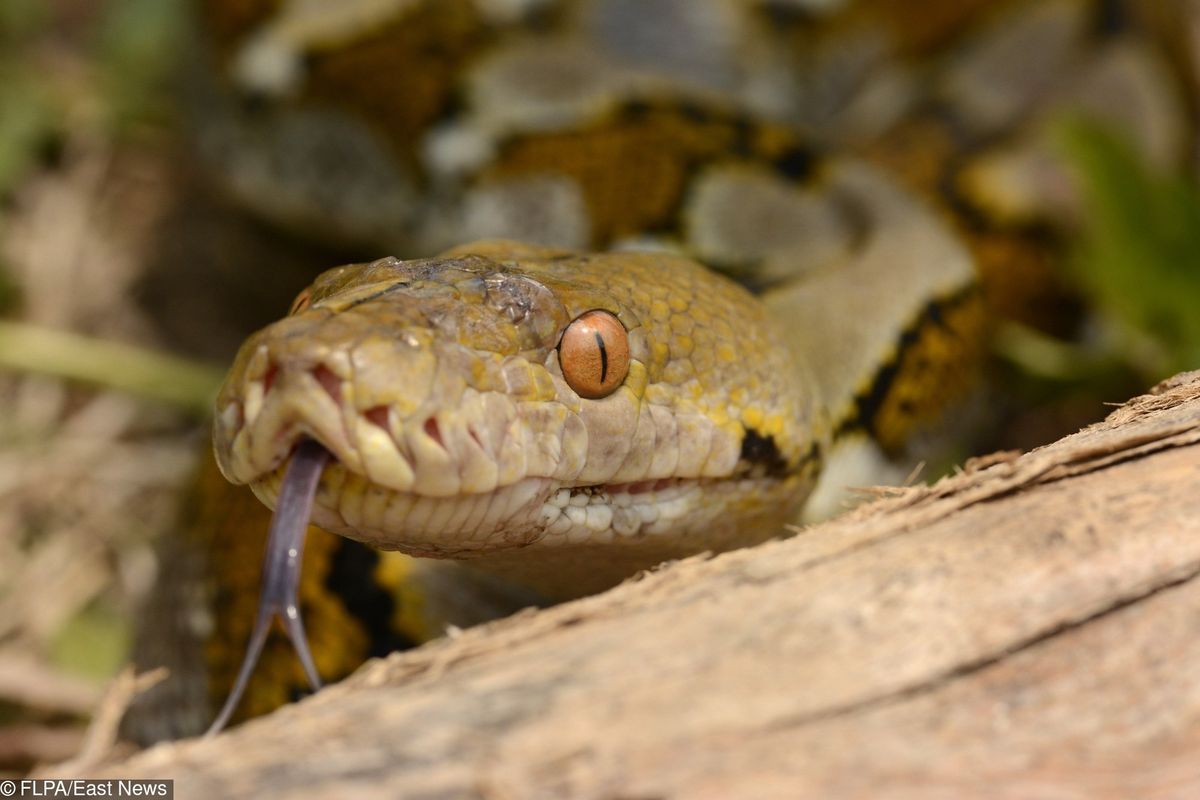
[125,0,1187,739]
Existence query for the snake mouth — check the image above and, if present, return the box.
[246,430,735,559]
[216,357,757,557]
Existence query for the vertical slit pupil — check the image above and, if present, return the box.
[595,331,608,383]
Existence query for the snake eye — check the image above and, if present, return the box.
[558,310,630,399]
[289,287,312,315]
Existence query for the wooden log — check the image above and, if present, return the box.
[108,372,1200,799]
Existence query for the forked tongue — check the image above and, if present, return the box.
[206,438,330,736]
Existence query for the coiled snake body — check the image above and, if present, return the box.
[128,0,1191,738]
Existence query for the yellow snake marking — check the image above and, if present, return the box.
[844,288,986,455]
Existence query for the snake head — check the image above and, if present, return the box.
[214,240,823,597]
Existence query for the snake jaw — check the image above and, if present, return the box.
[248,466,557,558]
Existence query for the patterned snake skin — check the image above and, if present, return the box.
[126,0,1193,739]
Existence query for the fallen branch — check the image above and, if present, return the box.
[110,371,1200,799]
[41,667,167,779]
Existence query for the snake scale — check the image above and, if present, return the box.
[127,0,1192,739]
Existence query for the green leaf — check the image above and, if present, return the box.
[1057,116,1200,377]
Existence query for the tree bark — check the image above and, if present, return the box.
[109,372,1200,799]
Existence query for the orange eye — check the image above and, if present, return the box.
[289,287,312,315]
[558,310,630,399]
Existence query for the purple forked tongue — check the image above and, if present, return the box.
[206,438,331,736]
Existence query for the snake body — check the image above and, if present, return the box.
[128,0,1192,737]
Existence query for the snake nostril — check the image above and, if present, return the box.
[312,364,343,406]
[423,416,444,449]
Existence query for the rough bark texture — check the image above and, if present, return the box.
[109,372,1200,799]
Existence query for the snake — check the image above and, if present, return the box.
[126,0,1192,739]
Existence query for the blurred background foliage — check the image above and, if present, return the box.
[0,0,200,773]
[988,115,1200,444]
[1060,117,1200,379]
[0,0,183,187]
[0,0,186,316]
